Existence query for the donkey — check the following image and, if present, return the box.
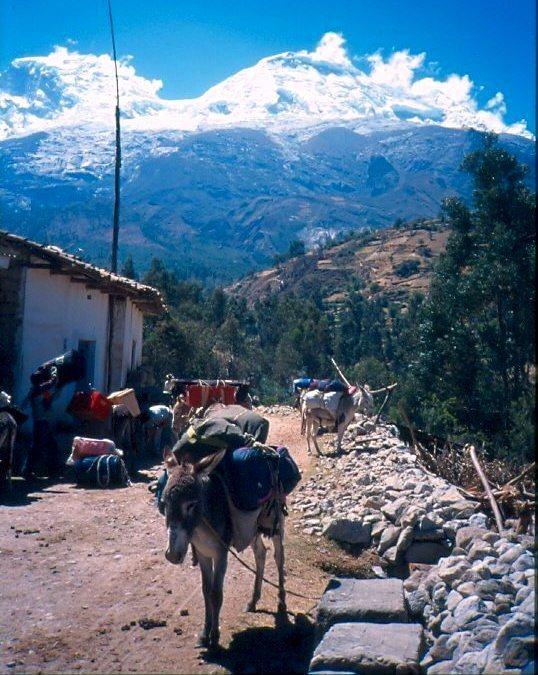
[161,450,287,649]
[303,386,374,455]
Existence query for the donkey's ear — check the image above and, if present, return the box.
[164,451,179,469]
[192,448,227,475]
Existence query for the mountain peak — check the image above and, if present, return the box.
[0,34,532,143]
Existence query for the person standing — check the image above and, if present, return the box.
[22,369,63,479]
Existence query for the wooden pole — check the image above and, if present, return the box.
[107,0,121,273]
[468,444,505,534]
[503,462,535,488]
[374,387,394,424]
[369,383,398,395]
[329,357,352,388]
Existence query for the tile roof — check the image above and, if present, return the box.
[0,230,165,315]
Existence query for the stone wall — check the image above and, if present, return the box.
[290,418,535,674]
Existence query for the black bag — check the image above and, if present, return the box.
[220,445,301,511]
[43,350,86,386]
[274,446,301,494]
[30,364,56,387]
[0,404,28,426]
[173,417,247,463]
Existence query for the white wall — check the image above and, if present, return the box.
[15,267,109,417]
[15,266,146,420]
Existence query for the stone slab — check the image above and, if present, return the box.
[310,622,424,674]
[317,578,407,634]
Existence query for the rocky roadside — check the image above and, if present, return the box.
[288,416,536,674]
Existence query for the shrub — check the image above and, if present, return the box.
[394,259,420,277]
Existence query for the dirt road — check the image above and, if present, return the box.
[0,411,329,674]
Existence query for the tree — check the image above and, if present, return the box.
[208,288,227,326]
[121,254,138,280]
[411,135,535,456]
[288,239,306,258]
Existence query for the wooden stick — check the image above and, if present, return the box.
[330,357,352,388]
[503,462,535,488]
[374,387,394,424]
[468,444,505,534]
[369,383,398,395]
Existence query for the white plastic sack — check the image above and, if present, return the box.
[323,391,343,417]
[303,390,325,411]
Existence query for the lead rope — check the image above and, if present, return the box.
[199,516,318,603]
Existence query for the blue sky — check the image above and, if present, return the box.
[1,0,535,133]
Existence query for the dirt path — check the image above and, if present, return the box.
[0,411,329,674]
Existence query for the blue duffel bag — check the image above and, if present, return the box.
[293,377,312,392]
[74,455,130,488]
[221,445,301,511]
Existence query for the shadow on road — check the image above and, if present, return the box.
[0,476,62,507]
[203,612,315,673]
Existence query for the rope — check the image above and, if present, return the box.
[200,516,319,602]
[85,454,131,488]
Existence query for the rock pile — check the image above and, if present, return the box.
[407,528,535,674]
[291,421,482,566]
[291,419,536,674]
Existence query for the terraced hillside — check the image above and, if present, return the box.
[229,219,449,306]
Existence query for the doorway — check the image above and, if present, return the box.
[77,340,96,389]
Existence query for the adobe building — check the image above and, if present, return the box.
[0,230,165,415]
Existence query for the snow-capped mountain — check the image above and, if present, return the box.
[1,33,531,144]
[0,34,534,281]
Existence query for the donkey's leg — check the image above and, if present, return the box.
[196,552,213,648]
[336,423,346,454]
[246,534,267,612]
[273,528,287,616]
[209,551,228,648]
[305,415,311,454]
[312,418,323,456]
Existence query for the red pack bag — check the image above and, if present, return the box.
[67,390,112,421]
[71,437,118,460]
[186,385,203,408]
[223,385,237,405]
[89,391,112,421]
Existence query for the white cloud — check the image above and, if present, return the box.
[368,50,426,89]
[486,91,507,115]
[309,32,350,67]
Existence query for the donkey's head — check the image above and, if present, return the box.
[161,449,225,564]
[351,383,374,416]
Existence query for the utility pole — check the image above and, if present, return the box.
[108,0,121,273]
[107,0,121,392]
